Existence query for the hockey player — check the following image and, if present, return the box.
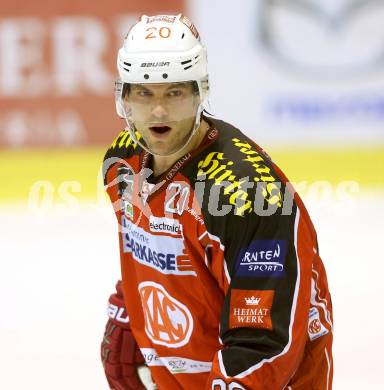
[100,14,333,390]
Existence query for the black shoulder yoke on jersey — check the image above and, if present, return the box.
[180,117,299,377]
[102,129,143,186]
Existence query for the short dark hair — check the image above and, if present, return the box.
[122,83,131,99]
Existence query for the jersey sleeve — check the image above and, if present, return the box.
[205,190,317,389]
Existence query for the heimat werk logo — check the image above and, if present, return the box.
[258,0,384,77]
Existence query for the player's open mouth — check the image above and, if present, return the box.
[149,126,172,135]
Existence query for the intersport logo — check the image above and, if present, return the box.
[139,282,193,348]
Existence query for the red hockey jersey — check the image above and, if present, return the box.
[103,117,333,389]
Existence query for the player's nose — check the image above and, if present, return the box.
[151,104,168,119]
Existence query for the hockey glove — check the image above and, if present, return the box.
[101,281,147,390]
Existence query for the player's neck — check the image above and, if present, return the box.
[152,119,209,177]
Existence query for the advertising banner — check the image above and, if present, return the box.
[0,0,185,147]
[191,0,384,146]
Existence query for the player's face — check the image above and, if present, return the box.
[123,82,200,155]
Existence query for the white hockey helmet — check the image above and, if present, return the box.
[115,14,209,118]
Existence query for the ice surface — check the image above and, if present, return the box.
[0,191,383,389]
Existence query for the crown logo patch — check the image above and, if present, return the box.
[244,296,261,305]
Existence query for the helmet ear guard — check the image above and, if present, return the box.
[199,76,210,105]
[114,78,125,118]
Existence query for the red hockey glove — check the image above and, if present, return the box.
[101,281,146,390]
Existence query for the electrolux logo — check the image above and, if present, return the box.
[149,216,181,235]
[258,0,384,77]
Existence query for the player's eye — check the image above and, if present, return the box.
[167,89,183,97]
[137,90,152,97]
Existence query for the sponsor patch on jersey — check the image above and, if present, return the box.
[235,240,287,277]
[149,216,181,236]
[229,289,274,330]
[140,348,212,374]
[117,165,135,219]
[123,200,134,219]
[139,282,194,348]
[308,307,329,341]
[121,216,196,276]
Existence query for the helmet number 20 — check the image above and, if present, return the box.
[145,27,171,39]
